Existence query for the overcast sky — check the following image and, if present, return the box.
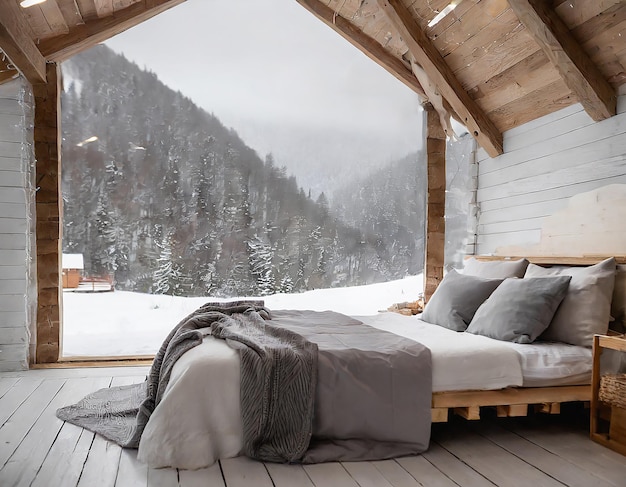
[105,0,423,193]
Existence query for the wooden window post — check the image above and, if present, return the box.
[33,63,62,364]
[424,103,446,302]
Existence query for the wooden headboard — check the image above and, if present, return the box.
[467,255,626,266]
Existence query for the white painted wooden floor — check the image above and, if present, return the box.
[1,366,625,487]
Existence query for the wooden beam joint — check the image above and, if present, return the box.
[0,0,47,83]
[376,0,503,157]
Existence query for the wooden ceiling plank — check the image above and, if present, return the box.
[453,31,540,90]
[40,1,70,36]
[509,0,616,121]
[76,0,99,21]
[295,0,427,99]
[435,7,517,61]
[556,0,622,29]
[113,0,136,11]
[22,6,54,39]
[375,0,503,157]
[58,1,85,28]
[94,0,115,18]
[488,78,575,132]
[428,0,507,51]
[476,57,562,113]
[0,0,47,83]
[39,0,186,62]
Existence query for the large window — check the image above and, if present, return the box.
[58,0,470,358]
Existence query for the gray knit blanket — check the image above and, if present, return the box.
[56,300,318,462]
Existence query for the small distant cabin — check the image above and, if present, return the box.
[62,253,84,289]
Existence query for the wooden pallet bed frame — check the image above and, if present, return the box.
[429,255,626,423]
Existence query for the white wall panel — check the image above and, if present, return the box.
[476,95,626,255]
[0,79,32,371]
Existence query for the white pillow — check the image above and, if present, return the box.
[524,257,616,347]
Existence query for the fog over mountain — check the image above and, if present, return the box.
[104,0,423,196]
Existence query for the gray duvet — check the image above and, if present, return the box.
[270,309,432,463]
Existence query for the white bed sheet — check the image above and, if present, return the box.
[355,313,524,392]
[138,312,525,469]
[500,340,592,387]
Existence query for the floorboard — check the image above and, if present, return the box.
[265,462,315,487]
[0,378,65,469]
[0,377,20,399]
[178,464,225,487]
[505,420,626,487]
[77,434,122,487]
[0,377,42,428]
[1,377,110,487]
[147,465,179,487]
[435,424,565,487]
[116,449,148,487]
[474,421,614,487]
[371,459,424,487]
[220,457,273,487]
[342,461,395,487]
[423,442,495,487]
[303,463,360,487]
[395,456,459,487]
[1,367,625,487]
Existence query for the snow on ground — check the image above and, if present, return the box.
[62,275,423,357]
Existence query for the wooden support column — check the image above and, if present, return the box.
[424,103,446,302]
[34,63,62,364]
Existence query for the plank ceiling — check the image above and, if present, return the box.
[0,0,625,156]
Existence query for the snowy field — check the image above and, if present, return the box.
[62,275,423,357]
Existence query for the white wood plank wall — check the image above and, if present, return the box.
[475,95,626,254]
[0,79,33,372]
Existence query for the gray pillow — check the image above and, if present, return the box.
[466,276,572,344]
[525,257,616,347]
[422,269,503,331]
[463,258,529,279]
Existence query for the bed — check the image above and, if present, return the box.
[59,256,626,470]
[138,312,594,469]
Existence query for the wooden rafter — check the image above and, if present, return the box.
[376,0,503,158]
[39,0,186,62]
[295,0,426,99]
[0,0,47,84]
[508,0,616,121]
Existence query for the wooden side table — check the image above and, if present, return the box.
[591,333,626,456]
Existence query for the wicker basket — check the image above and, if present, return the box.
[599,374,626,409]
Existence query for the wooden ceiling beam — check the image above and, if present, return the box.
[39,0,186,62]
[508,0,616,121]
[376,0,504,158]
[0,0,47,84]
[295,0,426,99]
